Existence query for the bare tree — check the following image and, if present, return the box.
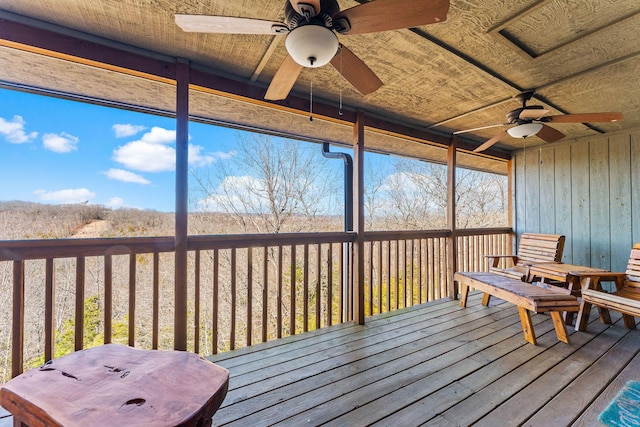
[191,133,341,234]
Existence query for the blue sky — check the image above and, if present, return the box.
[0,88,241,212]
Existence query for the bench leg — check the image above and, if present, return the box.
[623,314,637,330]
[597,307,613,325]
[575,300,592,332]
[518,307,536,345]
[551,311,571,344]
[459,282,469,308]
[481,293,491,306]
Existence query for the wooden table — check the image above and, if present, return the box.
[528,263,609,324]
[0,344,229,427]
[528,263,609,295]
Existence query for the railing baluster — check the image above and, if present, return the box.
[315,243,321,329]
[368,241,373,316]
[386,240,391,312]
[12,260,24,378]
[152,252,158,349]
[247,247,253,346]
[44,258,54,362]
[262,246,268,343]
[75,257,85,351]
[277,245,283,338]
[376,240,382,313]
[194,250,200,354]
[212,249,219,354]
[303,244,308,332]
[104,255,113,345]
[290,245,296,336]
[230,248,236,350]
[339,243,344,323]
[128,254,135,347]
[327,243,333,326]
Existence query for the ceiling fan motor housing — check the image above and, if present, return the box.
[285,0,339,29]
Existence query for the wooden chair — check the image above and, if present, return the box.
[575,242,640,331]
[485,233,566,281]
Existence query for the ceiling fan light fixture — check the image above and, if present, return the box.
[507,123,543,139]
[285,25,339,68]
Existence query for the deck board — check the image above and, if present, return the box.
[2,292,637,426]
[210,291,639,426]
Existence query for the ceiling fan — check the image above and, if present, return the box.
[175,0,450,100]
[454,91,623,152]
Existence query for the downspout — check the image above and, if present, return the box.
[321,143,353,231]
[321,143,353,321]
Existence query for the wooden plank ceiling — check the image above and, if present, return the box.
[1,0,639,173]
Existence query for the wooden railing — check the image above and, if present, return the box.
[0,227,512,380]
[456,228,514,272]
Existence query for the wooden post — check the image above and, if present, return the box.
[174,58,189,351]
[447,138,458,299]
[352,111,365,324]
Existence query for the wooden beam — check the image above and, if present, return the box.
[174,58,189,351]
[353,111,366,324]
[0,14,512,161]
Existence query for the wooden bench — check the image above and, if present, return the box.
[485,233,566,281]
[0,344,229,427]
[455,271,580,345]
[575,242,640,332]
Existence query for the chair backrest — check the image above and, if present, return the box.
[625,242,640,289]
[516,233,566,265]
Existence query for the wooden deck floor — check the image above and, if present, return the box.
[208,292,640,426]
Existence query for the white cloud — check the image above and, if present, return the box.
[42,132,79,153]
[103,168,151,184]
[140,126,176,145]
[188,144,218,168]
[0,115,38,144]
[112,126,228,172]
[34,188,96,204]
[112,124,146,138]
[113,139,176,172]
[106,197,125,208]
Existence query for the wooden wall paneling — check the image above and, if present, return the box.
[514,152,526,237]
[588,137,611,270]
[570,141,591,266]
[538,145,556,234]
[524,145,541,233]
[553,144,573,262]
[608,133,633,272]
[631,132,640,246]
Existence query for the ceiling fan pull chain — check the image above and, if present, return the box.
[309,80,313,122]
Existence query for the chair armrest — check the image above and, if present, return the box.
[484,254,518,268]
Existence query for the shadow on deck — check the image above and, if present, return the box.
[209,292,640,426]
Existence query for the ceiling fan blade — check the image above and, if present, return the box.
[536,124,565,143]
[175,15,288,34]
[264,55,303,100]
[329,46,383,96]
[544,112,623,123]
[519,109,550,120]
[333,0,449,35]
[453,123,509,135]
[474,130,508,152]
[289,0,321,16]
